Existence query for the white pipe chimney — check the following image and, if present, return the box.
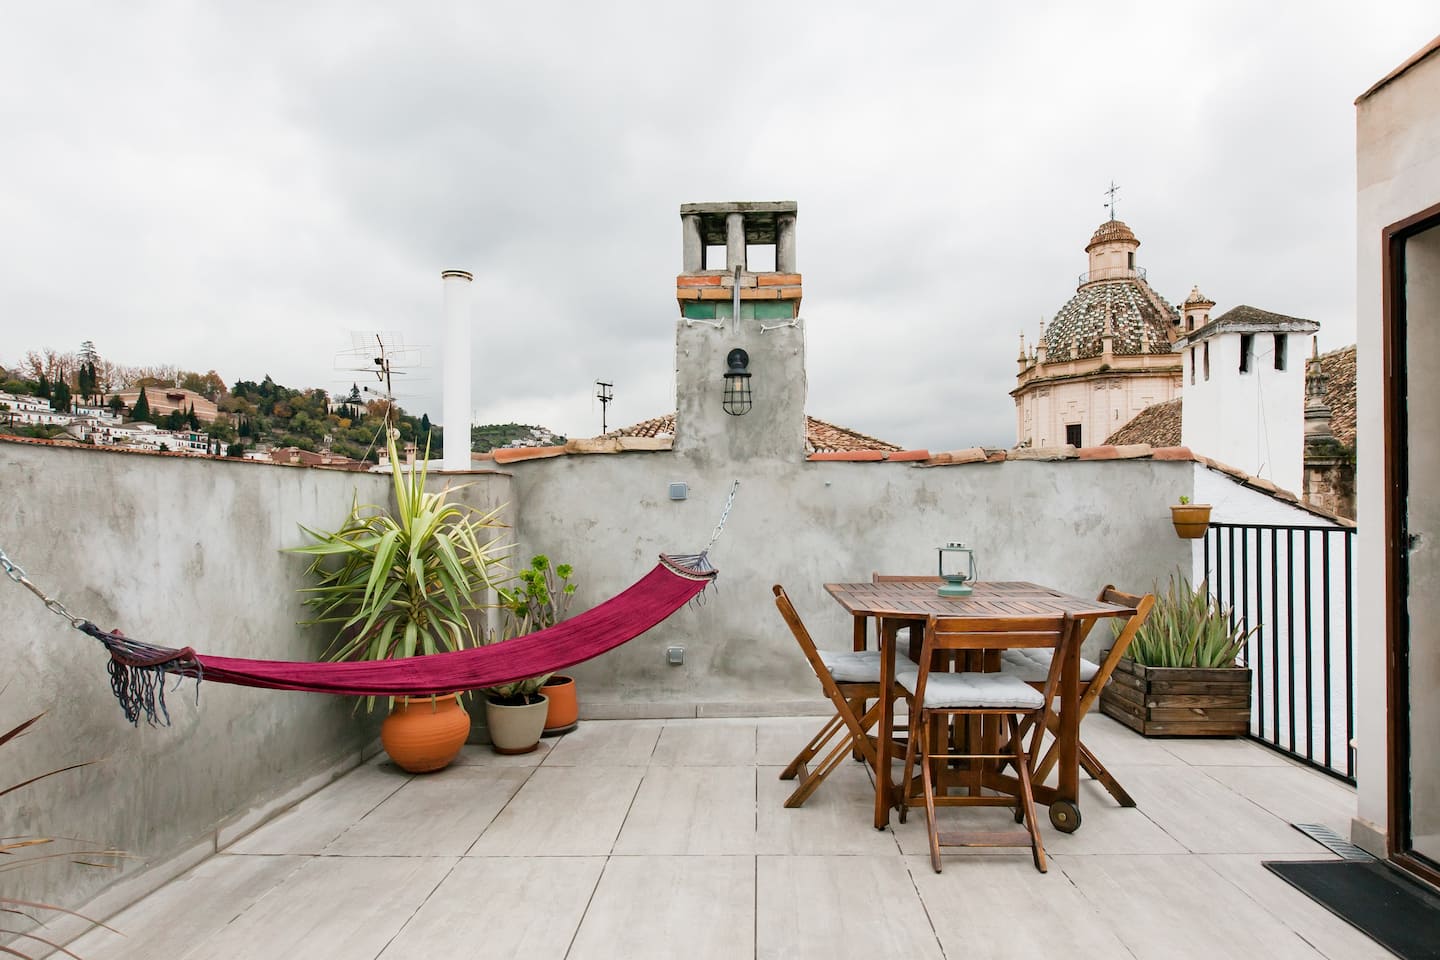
[440,269,474,471]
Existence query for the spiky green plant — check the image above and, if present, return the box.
[288,435,510,672]
[1,710,124,959]
[1124,574,1256,668]
[482,554,578,704]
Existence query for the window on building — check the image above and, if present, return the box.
[1273,334,1286,370]
[1240,334,1254,373]
[1065,423,1082,447]
[1203,342,1210,381]
[1189,347,1196,384]
[1127,252,1135,269]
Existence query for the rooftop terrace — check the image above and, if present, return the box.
[66,713,1376,960]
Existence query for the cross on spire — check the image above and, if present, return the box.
[1104,180,1121,221]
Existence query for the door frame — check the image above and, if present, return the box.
[1383,199,1440,886]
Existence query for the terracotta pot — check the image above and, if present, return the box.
[542,675,579,735]
[1171,503,1213,539]
[380,694,470,773]
[484,694,550,755]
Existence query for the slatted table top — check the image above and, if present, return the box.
[824,580,1136,620]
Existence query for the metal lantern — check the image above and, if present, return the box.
[722,348,752,416]
[937,541,977,597]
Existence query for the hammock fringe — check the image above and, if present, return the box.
[82,623,203,726]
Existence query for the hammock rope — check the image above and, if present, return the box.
[3,481,738,726]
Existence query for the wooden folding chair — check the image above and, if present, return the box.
[898,613,1075,873]
[773,585,903,808]
[1001,585,1155,807]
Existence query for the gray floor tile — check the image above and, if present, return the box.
[227,764,407,855]
[911,854,1133,959]
[757,855,943,960]
[1062,854,1327,959]
[568,855,754,960]
[378,857,604,958]
[651,718,757,765]
[67,854,308,960]
[324,766,531,856]
[542,719,663,766]
[469,766,644,856]
[614,765,757,855]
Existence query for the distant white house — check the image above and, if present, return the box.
[0,391,72,427]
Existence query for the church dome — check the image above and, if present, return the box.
[1042,279,1179,362]
[1085,218,1138,251]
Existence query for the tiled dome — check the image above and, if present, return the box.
[1085,219,1138,251]
[1042,280,1179,361]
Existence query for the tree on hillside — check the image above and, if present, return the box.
[35,372,50,399]
[131,388,151,423]
[51,381,71,413]
[186,404,200,431]
[108,395,124,416]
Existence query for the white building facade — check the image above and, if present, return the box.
[1176,305,1318,496]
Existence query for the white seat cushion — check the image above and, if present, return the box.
[896,668,1045,710]
[817,648,884,684]
[998,648,1100,684]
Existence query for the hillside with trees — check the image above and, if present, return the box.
[1,344,565,460]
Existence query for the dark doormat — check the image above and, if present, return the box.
[1264,859,1440,960]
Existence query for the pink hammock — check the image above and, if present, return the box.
[82,554,716,725]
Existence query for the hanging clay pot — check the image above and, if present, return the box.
[380,694,470,773]
[1170,503,1213,539]
[542,675,579,735]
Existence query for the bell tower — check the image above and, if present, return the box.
[673,202,807,460]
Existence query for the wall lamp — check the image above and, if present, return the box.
[722,348,752,416]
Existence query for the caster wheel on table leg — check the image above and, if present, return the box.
[1049,800,1081,833]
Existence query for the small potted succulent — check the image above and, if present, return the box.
[482,554,579,751]
[1170,495,1213,538]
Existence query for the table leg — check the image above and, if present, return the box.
[873,616,897,830]
[1058,619,1081,808]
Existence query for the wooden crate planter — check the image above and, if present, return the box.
[1100,659,1252,737]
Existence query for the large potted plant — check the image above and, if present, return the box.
[481,554,579,752]
[1100,574,1255,737]
[290,434,508,773]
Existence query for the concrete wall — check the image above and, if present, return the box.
[502,450,1195,715]
[1354,44,1440,854]
[0,442,513,932]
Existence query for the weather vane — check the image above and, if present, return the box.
[1104,180,1121,221]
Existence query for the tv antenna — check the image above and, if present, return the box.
[1104,180,1121,221]
[595,380,614,434]
[335,332,421,427]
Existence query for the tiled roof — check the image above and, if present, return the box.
[1042,279,1179,361]
[605,413,901,453]
[1086,219,1137,250]
[1105,398,1182,446]
[1318,345,1356,449]
[1179,304,1318,345]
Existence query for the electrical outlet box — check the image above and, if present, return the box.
[666,646,685,665]
[668,482,688,501]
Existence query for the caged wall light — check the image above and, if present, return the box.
[722,348,752,416]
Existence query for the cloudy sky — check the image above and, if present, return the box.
[1,2,1434,450]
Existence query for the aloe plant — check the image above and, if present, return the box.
[288,435,510,668]
[1124,574,1255,668]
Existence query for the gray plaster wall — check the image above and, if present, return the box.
[502,451,1195,715]
[0,442,513,925]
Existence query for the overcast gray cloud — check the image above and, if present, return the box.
[1,1,1434,450]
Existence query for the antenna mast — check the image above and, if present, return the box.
[596,380,614,434]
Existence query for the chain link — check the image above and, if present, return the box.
[702,480,739,555]
[0,545,88,628]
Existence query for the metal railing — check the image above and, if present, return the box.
[1077,266,1146,285]
[1203,522,1357,783]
